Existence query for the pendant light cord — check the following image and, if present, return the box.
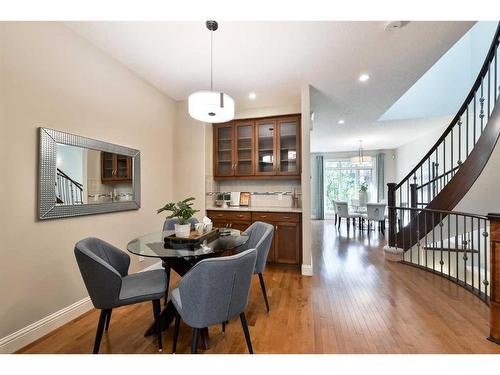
[210,28,213,91]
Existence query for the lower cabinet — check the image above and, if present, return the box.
[206,210,302,266]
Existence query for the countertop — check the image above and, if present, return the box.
[206,206,302,213]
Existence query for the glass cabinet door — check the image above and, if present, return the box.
[277,118,300,175]
[256,120,276,175]
[116,154,130,179]
[235,122,254,176]
[101,152,114,181]
[214,124,234,176]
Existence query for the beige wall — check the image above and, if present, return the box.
[0,22,177,338]
[301,85,312,274]
[173,100,207,219]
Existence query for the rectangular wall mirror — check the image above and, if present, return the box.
[38,128,140,220]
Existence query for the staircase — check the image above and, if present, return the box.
[384,23,500,304]
[56,168,84,205]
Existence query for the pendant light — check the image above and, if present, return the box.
[351,140,372,164]
[188,20,235,123]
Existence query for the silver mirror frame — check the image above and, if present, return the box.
[38,127,141,220]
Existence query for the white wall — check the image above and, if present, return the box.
[0,22,177,340]
[394,116,450,181]
[301,85,312,275]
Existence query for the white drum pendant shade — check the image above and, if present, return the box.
[188,90,235,123]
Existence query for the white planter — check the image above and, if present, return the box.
[359,191,368,206]
[174,223,191,238]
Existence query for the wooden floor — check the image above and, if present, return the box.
[19,220,500,354]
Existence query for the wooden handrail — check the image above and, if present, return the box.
[57,168,83,190]
[396,22,500,190]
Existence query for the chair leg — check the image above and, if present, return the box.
[380,221,385,235]
[222,321,226,334]
[93,309,108,354]
[239,312,254,354]
[172,311,180,353]
[152,299,162,352]
[338,217,341,229]
[191,328,199,354]
[164,266,171,306]
[258,273,270,312]
[105,309,112,331]
[334,214,337,225]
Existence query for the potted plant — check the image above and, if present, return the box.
[157,197,199,238]
[359,183,369,207]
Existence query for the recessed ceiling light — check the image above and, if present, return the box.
[359,74,370,82]
[249,92,256,100]
[338,120,345,124]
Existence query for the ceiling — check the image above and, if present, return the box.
[64,21,474,151]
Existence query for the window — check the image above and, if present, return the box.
[323,159,375,215]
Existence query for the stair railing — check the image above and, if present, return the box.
[56,168,84,205]
[388,23,500,247]
[392,206,490,303]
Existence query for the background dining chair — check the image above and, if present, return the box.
[171,248,257,354]
[365,203,387,234]
[332,200,338,225]
[334,201,361,229]
[74,237,167,353]
[161,216,199,304]
[163,217,199,231]
[234,221,274,313]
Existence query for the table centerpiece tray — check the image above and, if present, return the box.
[164,228,220,250]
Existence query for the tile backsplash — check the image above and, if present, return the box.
[205,176,301,208]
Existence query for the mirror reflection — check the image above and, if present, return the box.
[56,144,133,205]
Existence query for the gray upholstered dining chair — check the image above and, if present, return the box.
[233,221,274,313]
[171,248,257,354]
[74,237,167,353]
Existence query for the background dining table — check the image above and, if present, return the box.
[127,228,249,349]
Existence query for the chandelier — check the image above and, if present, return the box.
[351,140,372,165]
[188,20,235,123]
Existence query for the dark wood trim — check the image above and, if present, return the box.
[488,214,500,344]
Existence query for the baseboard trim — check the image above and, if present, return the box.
[301,264,313,276]
[0,260,162,354]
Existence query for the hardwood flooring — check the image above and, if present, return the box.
[18,220,500,354]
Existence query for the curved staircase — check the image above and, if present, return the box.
[384,23,500,335]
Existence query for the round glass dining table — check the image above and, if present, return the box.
[126,228,249,348]
[127,228,249,259]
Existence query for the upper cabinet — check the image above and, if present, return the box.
[101,152,133,184]
[213,114,301,180]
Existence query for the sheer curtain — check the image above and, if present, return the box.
[376,153,385,202]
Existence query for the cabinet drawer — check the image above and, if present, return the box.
[207,210,252,222]
[251,212,300,223]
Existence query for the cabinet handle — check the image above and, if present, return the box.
[282,216,290,219]
[237,214,244,218]
[229,223,233,228]
[275,225,278,232]
[260,215,267,218]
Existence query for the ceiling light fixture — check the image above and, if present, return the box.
[359,74,370,82]
[188,20,234,123]
[249,92,256,100]
[338,119,345,124]
[351,140,372,165]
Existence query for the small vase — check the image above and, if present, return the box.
[174,223,191,238]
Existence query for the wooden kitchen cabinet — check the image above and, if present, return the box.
[101,152,132,184]
[213,114,301,180]
[206,210,301,266]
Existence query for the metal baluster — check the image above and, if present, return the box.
[483,219,489,299]
[446,215,451,277]
[463,216,467,286]
[465,108,469,158]
[427,159,431,203]
[424,209,428,269]
[458,118,462,167]
[471,217,475,291]
[488,64,491,119]
[420,165,423,207]
[473,93,477,145]
[478,217,482,296]
[410,208,413,264]
[439,213,444,274]
[443,138,446,185]
[432,211,435,271]
[480,80,485,133]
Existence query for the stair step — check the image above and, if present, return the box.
[423,246,479,253]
